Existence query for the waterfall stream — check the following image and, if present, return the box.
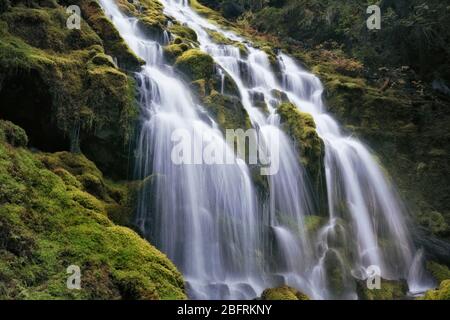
[99,0,432,299]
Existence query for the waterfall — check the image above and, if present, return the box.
[99,0,432,299]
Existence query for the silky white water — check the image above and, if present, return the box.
[100,0,432,299]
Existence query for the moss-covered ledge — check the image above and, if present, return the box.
[277,102,326,200]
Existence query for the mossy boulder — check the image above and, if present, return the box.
[261,285,309,300]
[175,49,215,81]
[422,280,450,300]
[163,43,190,64]
[0,136,186,299]
[0,120,28,147]
[169,24,198,43]
[204,90,251,131]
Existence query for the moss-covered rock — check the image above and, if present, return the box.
[169,24,198,43]
[356,278,408,300]
[77,0,144,70]
[261,285,309,300]
[91,52,116,68]
[0,120,28,147]
[277,102,326,203]
[38,151,137,223]
[422,280,450,300]
[426,261,450,284]
[0,135,186,299]
[277,103,323,171]
[163,43,190,64]
[206,28,248,56]
[204,90,251,131]
[190,0,234,28]
[304,215,326,234]
[0,2,139,179]
[175,49,215,81]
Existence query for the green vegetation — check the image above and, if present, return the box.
[169,37,250,134]
[356,279,408,300]
[0,120,28,147]
[77,0,144,70]
[261,285,309,300]
[426,261,450,284]
[0,1,187,300]
[204,90,251,131]
[0,2,139,178]
[0,122,186,299]
[277,102,326,201]
[422,280,450,300]
[201,0,450,82]
[304,215,326,234]
[169,24,198,43]
[175,48,215,81]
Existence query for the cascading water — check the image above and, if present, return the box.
[100,0,432,299]
[278,54,434,297]
[98,0,267,299]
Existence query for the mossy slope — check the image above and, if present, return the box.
[0,120,186,299]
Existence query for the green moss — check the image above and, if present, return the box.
[356,279,408,300]
[418,211,449,238]
[261,286,309,300]
[277,102,325,187]
[77,0,144,70]
[169,24,198,43]
[204,90,251,131]
[205,29,247,55]
[91,52,116,68]
[190,0,233,28]
[426,261,450,284]
[175,49,215,81]
[190,79,207,98]
[163,43,189,63]
[0,120,28,147]
[304,215,326,234]
[207,29,233,45]
[113,0,166,39]
[422,280,450,300]
[0,136,186,299]
[0,3,139,178]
